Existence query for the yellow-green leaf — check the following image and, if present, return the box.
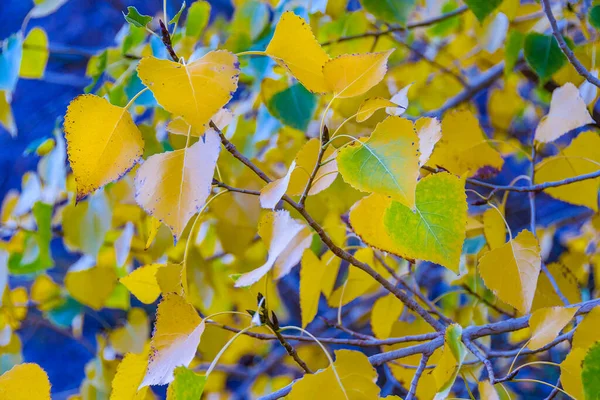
[134,130,221,240]
[478,230,541,314]
[20,28,49,79]
[337,116,419,208]
[64,94,144,200]
[0,363,51,400]
[323,50,393,98]
[528,306,576,350]
[383,172,467,273]
[137,51,239,131]
[265,12,331,94]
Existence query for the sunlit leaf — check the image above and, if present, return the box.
[528,306,576,350]
[0,363,50,400]
[324,50,393,98]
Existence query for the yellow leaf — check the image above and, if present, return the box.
[110,350,150,400]
[572,306,600,350]
[300,249,327,328]
[478,380,500,400]
[0,363,51,400]
[236,210,312,287]
[134,130,221,240]
[560,347,586,400]
[120,264,162,304]
[415,117,441,166]
[483,208,506,250]
[166,109,233,137]
[260,161,296,209]
[65,266,117,310]
[288,349,380,399]
[478,230,541,314]
[64,95,144,200]
[265,12,331,94]
[528,306,576,350]
[109,308,149,354]
[371,293,404,339]
[535,83,594,143]
[287,139,338,196]
[30,274,61,311]
[140,294,204,387]
[384,173,467,273]
[432,324,467,397]
[137,51,239,131]
[337,117,419,208]
[156,263,186,297]
[349,194,401,256]
[535,131,600,211]
[356,97,398,122]
[427,109,504,176]
[532,262,581,311]
[323,50,393,98]
[20,27,49,79]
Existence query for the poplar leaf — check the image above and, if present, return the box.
[140,294,205,387]
[360,0,416,25]
[478,381,500,400]
[65,266,117,310]
[167,109,233,137]
[137,51,239,131]
[323,50,394,98]
[483,208,506,250]
[433,324,466,399]
[111,350,150,400]
[266,12,331,93]
[415,117,441,166]
[464,0,503,22]
[288,349,380,399]
[427,109,504,176]
[383,173,467,273]
[572,306,600,350]
[535,131,600,211]
[0,363,51,400]
[123,6,152,28]
[64,95,144,200]
[300,250,326,328]
[528,306,576,350]
[235,210,312,287]
[356,97,398,122]
[260,161,296,209]
[560,347,586,400]
[287,139,338,196]
[167,366,207,400]
[20,28,48,79]
[371,293,404,339]
[582,342,600,399]
[524,33,566,82]
[120,264,162,304]
[534,83,594,143]
[478,230,541,314]
[337,116,419,208]
[134,130,221,240]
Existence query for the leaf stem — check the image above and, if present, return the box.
[124,87,150,110]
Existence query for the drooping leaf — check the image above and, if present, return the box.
[288,349,380,399]
[383,173,467,273]
[360,0,417,25]
[260,161,296,209]
[64,94,144,200]
[527,306,576,350]
[535,131,600,211]
[427,109,504,177]
[524,33,567,82]
[323,50,393,98]
[266,12,331,93]
[433,324,467,399]
[140,294,205,387]
[123,6,153,28]
[534,83,594,143]
[137,51,239,131]
[134,130,220,240]
[464,0,503,22]
[166,366,207,400]
[300,249,327,328]
[478,230,541,314]
[20,28,48,79]
[337,116,419,208]
[0,363,51,400]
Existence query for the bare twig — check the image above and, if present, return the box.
[405,353,431,400]
[272,329,313,374]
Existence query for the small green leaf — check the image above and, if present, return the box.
[524,33,567,82]
[583,342,600,399]
[505,29,524,76]
[267,84,317,131]
[169,1,186,25]
[464,0,503,22]
[589,5,600,30]
[360,0,417,25]
[186,1,211,38]
[123,6,152,28]
[8,202,53,274]
[168,366,207,400]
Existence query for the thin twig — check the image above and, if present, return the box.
[405,353,431,400]
[273,329,313,374]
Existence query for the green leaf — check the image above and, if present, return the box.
[123,6,153,28]
[167,366,207,399]
[360,0,417,25]
[589,5,600,30]
[186,1,211,38]
[505,29,524,76]
[464,0,503,22]
[267,84,317,131]
[524,33,567,82]
[231,0,269,41]
[383,172,467,273]
[583,341,600,399]
[169,1,186,25]
[337,116,419,208]
[8,202,53,274]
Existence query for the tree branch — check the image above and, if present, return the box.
[405,353,431,400]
